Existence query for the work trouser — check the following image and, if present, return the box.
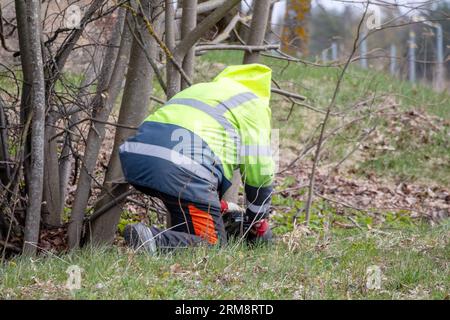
[132,185,226,250]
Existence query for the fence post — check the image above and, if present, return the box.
[434,24,445,91]
[331,41,338,61]
[321,49,328,62]
[390,44,397,76]
[408,31,416,83]
[360,29,368,68]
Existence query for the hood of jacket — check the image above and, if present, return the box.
[213,64,272,99]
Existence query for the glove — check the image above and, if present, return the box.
[247,219,273,244]
[220,200,245,215]
[220,200,228,214]
[253,219,269,237]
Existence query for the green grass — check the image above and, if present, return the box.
[1,221,448,300]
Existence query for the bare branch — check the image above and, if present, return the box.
[196,44,279,53]
[303,3,371,225]
[271,87,306,101]
[176,0,226,19]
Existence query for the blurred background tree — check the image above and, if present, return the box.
[281,0,311,56]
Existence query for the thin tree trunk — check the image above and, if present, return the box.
[68,10,127,249]
[42,114,62,226]
[165,0,179,99]
[243,0,271,64]
[303,4,369,225]
[223,0,272,205]
[88,1,162,246]
[21,0,46,256]
[0,97,10,186]
[180,0,197,90]
[164,0,180,222]
[59,63,99,215]
[14,0,33,192]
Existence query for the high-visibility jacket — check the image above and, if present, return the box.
[119,64,274,219]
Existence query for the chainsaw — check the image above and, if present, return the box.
[220,200,272,243]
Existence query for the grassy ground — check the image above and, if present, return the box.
[1,221,448,299]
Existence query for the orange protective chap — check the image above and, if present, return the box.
[188,204,218,245]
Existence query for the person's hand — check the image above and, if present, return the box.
[220,200,245,215]
[220,200,228,214]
